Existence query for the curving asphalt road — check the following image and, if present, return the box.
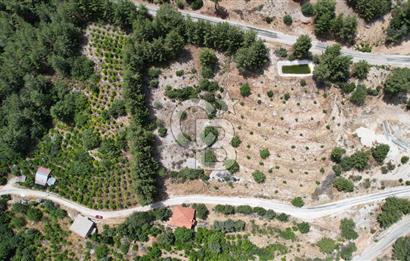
[353,215,410,261]
[1,181,410,221]
[143,5,410,67]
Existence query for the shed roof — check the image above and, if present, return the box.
[35,167,51,186]
[168,206,196,229]
[69,215,95,238]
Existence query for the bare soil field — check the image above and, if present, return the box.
[151,44,410,205]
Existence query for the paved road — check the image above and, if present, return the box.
[1,182,410,221]
[353,216,410,261]
[144,5,410,67]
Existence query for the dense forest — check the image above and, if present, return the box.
[0,0,269,205]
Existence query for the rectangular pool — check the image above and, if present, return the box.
[281,64,311,74]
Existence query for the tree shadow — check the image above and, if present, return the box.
[382,93,408,106]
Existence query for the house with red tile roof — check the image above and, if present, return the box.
[168,206,196,229]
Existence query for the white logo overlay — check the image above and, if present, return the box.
[169,98,236,171]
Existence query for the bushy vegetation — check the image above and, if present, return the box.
[230,136,242,148]
[0,197,73,260]
[333,177,354,192]
[340,218,358,240]
[346,0,391,22]
[392,236,410,260]
[259,148,270,159]
[331,147,346,163]
[386,1,410,44]
[213,204,290,223]
[240,83,251,97]
[170,168,208,182]
[314,44,352,84]
[317,237,337,254]
[349,85,367,106]
[0,0,272,206]
[371,144,390,164]
[252,170,266,183]
[291,197,305,208]
[384,68,410,98]
[199,48,218,78]
[314,0,357,44]
[351,60,370,80]
[377,197,410,228]
[292,35,312,60]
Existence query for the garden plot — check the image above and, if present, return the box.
[152,42,409,204]
[152,45,340,203]
[14,25,138,210]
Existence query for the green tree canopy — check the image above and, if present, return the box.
[292,35,312,59]
[314,44,352,83]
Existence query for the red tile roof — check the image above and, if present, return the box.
[168,206,196,229]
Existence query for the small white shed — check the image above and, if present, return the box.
[69,215,96,238]
[35,167,51,186]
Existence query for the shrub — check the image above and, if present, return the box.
[340,242,357,260]
[302,2,315,16]
[377,197,410,228]
[333,177,354,192]
[259,148,270,159]
[230,136,241,148]
[350,85,367,106]
[386,1,410,44]
[189,0,203,10]
[26,207,43,222]
[392,236,410,260]
[331,147,346,163]
[224,159,240,174]
[240,83,251,97]
[332,164,343,176]
[236,205,253,214]
[176,0,184,9]
[275,48,288,58]
[313,44,352,83]
[176,70,184,77]
[346,0,391,22]
[213,219,246,233]
[235,40,269,73]
[158,126,168,137]
[252,170,266,183]
[192,203,209,220]
[292,35,312,59]
[202,149,217,166]
[384,68,410,97]
[401,156,409,164]
[340,82,356,94]
[297,222,310,233]
[350,150,369,171]
[199,48,218,78]
[267,90,274,97]
[279,227,296,241]
[165,86,199,101]
[214,204,235,215]
[291,197,304,208]
[83,129,101,150]
[371,144,390,164]
[317,237,336,254]
[283,15,293,25]
[170,168,207,182]
[340,218,358,240]
[202,126,219,147]
[352,61,370,80]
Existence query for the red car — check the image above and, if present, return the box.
[95,215,103,219]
